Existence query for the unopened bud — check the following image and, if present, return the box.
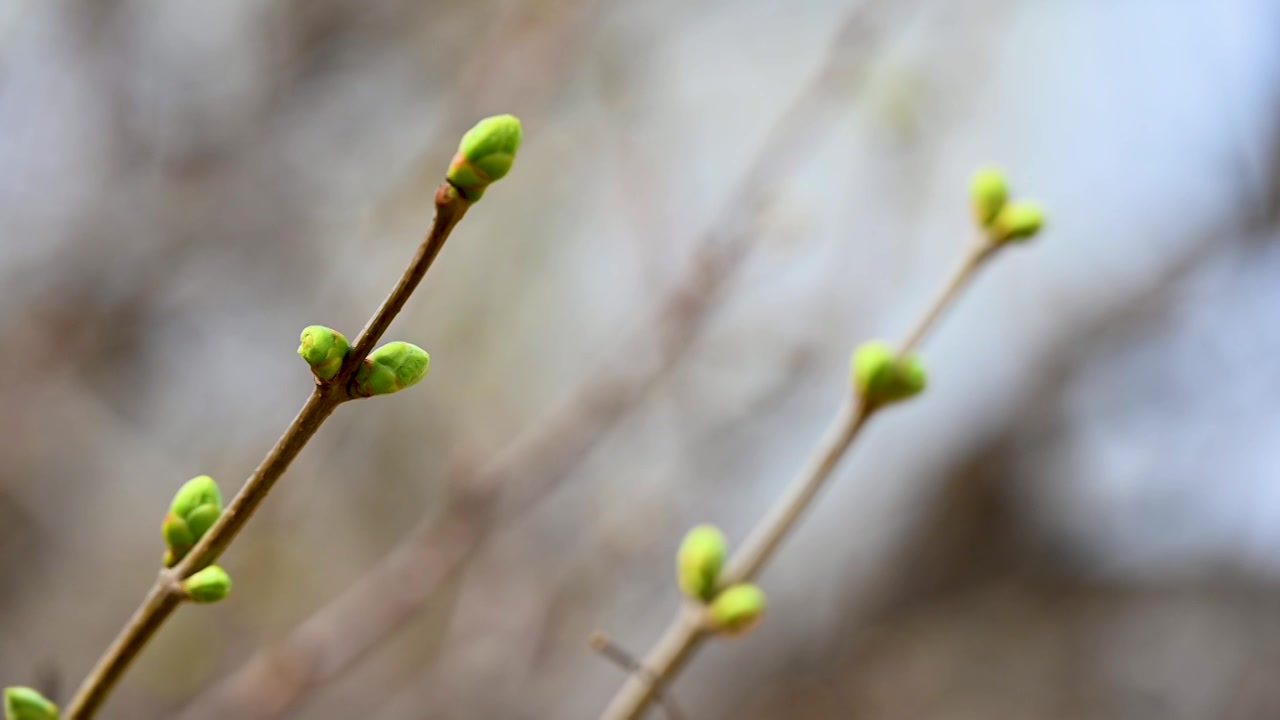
[851,341,926,407]
[351,341,430,398]
[183,565,232,604]
[707,584,766,636]
[676,525,727,602]
[446,114,522,201]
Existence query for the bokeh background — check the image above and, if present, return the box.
[2,1,1279,718]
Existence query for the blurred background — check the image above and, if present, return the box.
[2,0,1279,718]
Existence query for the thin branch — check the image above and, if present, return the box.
[61,182,470,720]
[600,241,998,720]
[899,238,993,355]
[180,5,916,716]
[590,633,686,720]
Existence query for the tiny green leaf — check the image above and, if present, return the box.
[351,341,430,398]
[969,166,1008,227]
[298,325,350,381]
[851,341,926,407]
[447,114,522,201]
[170,476,222,520]
[184,504,222,542]
[161,513,193,558]
[676,525,727,602]
[183,565,232,604]
[4,686,58,720]
[990,201,1045,243]
[707,584,766,636]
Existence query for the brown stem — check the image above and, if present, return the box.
[590,632,687,720]
[62,182,470,720]
[899,238,994,355]
[600,241,998,719]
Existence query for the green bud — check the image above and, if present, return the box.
[851,341,926,407]
[707,584,766,636]
[184,504,221,542]
[990,201,1045,243]
[4,687,58,720]
[969,166,1008,227]
[446,114,522,201]
[162,548,177,568]
[351,341,430,398]
[676,525,727,602]
[161,513,193,557]
[183,565,232,604]
[170,476,222,520]
[298,325,349,381]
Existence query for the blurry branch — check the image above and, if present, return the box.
[590,633,684,720]
[56,112,526,720]
[598,179,1045,718]
[180,3,916,717]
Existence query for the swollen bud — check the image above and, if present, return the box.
[351,341,430,398]
[183,565,232,604]
[4,687,58,720]
[707,584,766,636]
[990,201,1045,243]
[676,525,727,602]
[298,326,350,381]
[969,166,1008,227]
[164,475,224,565]
[446,114,522,201]
[170,476,222,520]
[851,341,926,407]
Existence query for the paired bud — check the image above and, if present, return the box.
[446,114,522,201]
[163,475,223,567]
[676,525,727,602]
[706,584,767,636]
[351,341,430,398]
[851,341,926,407]
[990,202,1045,243]
[967,165,1045,243]
[968,166,1008,227]
[4,687,58,720]
[183,565,232,603]
[298,325,349,381]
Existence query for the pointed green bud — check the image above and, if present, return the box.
[351,341,430,398]
[969,166,1008,227]
[183,565,232,604]
[298,325,349,381]
[851,341,926,407]
[184,504,221,542]
[4,687,58,720]
[161,512,193,557]
[170,475,222,520]
[707,584,766,636]
[990,201,1045,243]
[162,548,177,568]
[676,525,727,602]
[446,114,522,201]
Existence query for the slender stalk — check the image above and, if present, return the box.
[600,240,997,720]
[590,633,686,720]
[899,238,993,355]
[63,182,470,720]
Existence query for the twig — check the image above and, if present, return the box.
[180,5,914,716]
[600,240,998,720]
[590,633,686,720]
[61,183,470,720]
